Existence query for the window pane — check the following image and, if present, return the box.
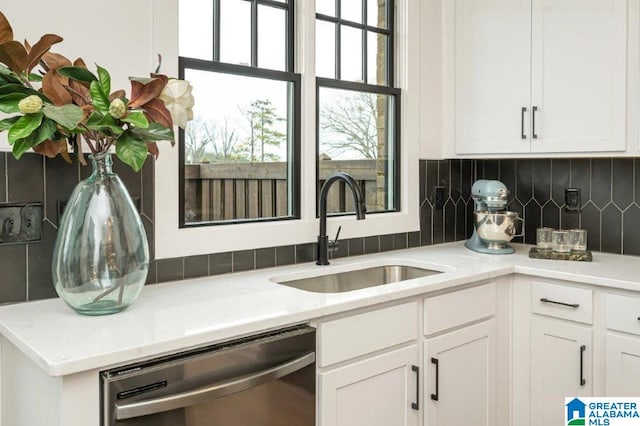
[316,21,336,79]
[316,0,335,16]
[183,69,294,223]
[367,0,387,29]
[341,0,362,23]
[367,32,388,85]
[220,0,251,66]
[258,5,286,71]
[178,0,213,60]
[340,26,363,82]
[319,86,396,213]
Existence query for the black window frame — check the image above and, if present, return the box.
[316,0,401,216]
[178,0,301,228]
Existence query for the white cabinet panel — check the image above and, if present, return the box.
[606,333,640,396]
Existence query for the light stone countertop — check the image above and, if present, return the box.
[0,241,639,377]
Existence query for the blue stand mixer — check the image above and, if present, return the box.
[465,179,522,255]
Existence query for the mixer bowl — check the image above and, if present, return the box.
[473,211,523,249]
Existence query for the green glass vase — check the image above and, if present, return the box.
[52,153,149,315]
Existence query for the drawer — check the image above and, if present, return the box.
[607,293,640,336]
[317,301,418,367]
[531,281,593,324]
[424,282,496,335]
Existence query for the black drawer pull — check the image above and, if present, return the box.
[532,105,538,139]
[521,107,527,139]
[540,297,579,308]
[580,345,586,386]
[430,357,439,401]
[411,365,419,410]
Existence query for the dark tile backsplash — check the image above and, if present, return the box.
[1,153,639,305]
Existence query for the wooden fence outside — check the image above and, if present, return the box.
[184,160,380,222]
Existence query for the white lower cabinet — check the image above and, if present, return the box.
[424,320,496,426]
[530,318,592,425]
[606,333,640,396]
[318,345,419,426]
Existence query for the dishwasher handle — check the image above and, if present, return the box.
[115,351,315,420]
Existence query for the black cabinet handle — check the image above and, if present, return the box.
[521,107,527,139]
[580,345,586,386]
[532,106,538,139]
[540,297,579,308]
[430,357,439,401]
[411,365,419,410]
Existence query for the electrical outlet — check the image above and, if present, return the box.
[0,203,43,244]
[435,186,446,210]
[565,188,581,213]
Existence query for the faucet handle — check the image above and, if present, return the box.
[328,226,342,252]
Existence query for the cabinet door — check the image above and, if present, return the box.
[453,0,531,154]
[424,320,496,426]
[606,333,640,396]
[318,345,419,426]
[531,0,627,152]
[531,318,592,426]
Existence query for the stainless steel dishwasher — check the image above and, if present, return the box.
[101,325,315,426]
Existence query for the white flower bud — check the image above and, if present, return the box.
[18,95,43,114]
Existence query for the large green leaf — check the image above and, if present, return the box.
[0,93,26,113]
[0,83,39,96]
[8,112,43,143]
[11,118,57,159]
[85,112,123,136]
[89,80,110,113]
[0,64,21,84]
[0,115,19,130]
[116,132,148,172]
[129,122,174,142]
[96,64,111,98]
[57,66,97,83]
[43,104,83,130]
[28,72,43,82]
[121,111,149,128]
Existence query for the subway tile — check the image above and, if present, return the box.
[623,205,640,255]
[532,159,551,204]
[256,247,276,268]
[636,159,640,204]
[348,238,364,256]
[408,231,421,248]
[516,159,534,203]
[444,200,456,242]
[379,234,394,252]
[364,236,379,254]
[0,153,6,202]
[7,153,44,203]
[44,157,79,226]
[438,160,450,191]
[580,202,600,252]
[601,204,622,254]
[419,161,427,204]
[499,160,516,194]
[331,239,349,259]
[484,160,500,180]
[524,202,542,245]
[590,158,612,209]
[142,216,154,261]
[612,158,633,210]
[425,160,439,204]
[27,221,57,300]
[433,207,444,245]
[455,200,466,241]
[542,202,560,230]
[466,201,474,239]
[233,249,255,272]
[210,252,233,275]
[450,159,462,201]
[560,208,580,231]
[461,160,474,201]
[393,233,408,250]
[113,156,142,199]
[0,245,27,303]
[551,159,570,205]
[420,204,433,246]
[475,160,485,180]
[184,255,209,279]
[508,199,524,244]
[276,245,295,266]
[141,155,154,220]
[156,258,184,283]
[145,260,157,284]
[295,243,316,264]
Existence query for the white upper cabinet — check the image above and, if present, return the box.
[447,0,628,155]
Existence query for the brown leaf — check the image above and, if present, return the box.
[73,57,87,68]
[67,80,92,106]
[42,71,72,106]
[109,90,126,102]
[147,142,159,158]
[26,34,63,72]
[129,75,168,108]
[142,98,174,129]
[24,39,31,53]
[33,139,67,159]
[0,12,13,45]
[0,40,28,73]
[40,51,72,72]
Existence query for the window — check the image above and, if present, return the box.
[178,0,300,226]
[316,0,400,215]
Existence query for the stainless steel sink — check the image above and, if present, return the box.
[275,265,442,293]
